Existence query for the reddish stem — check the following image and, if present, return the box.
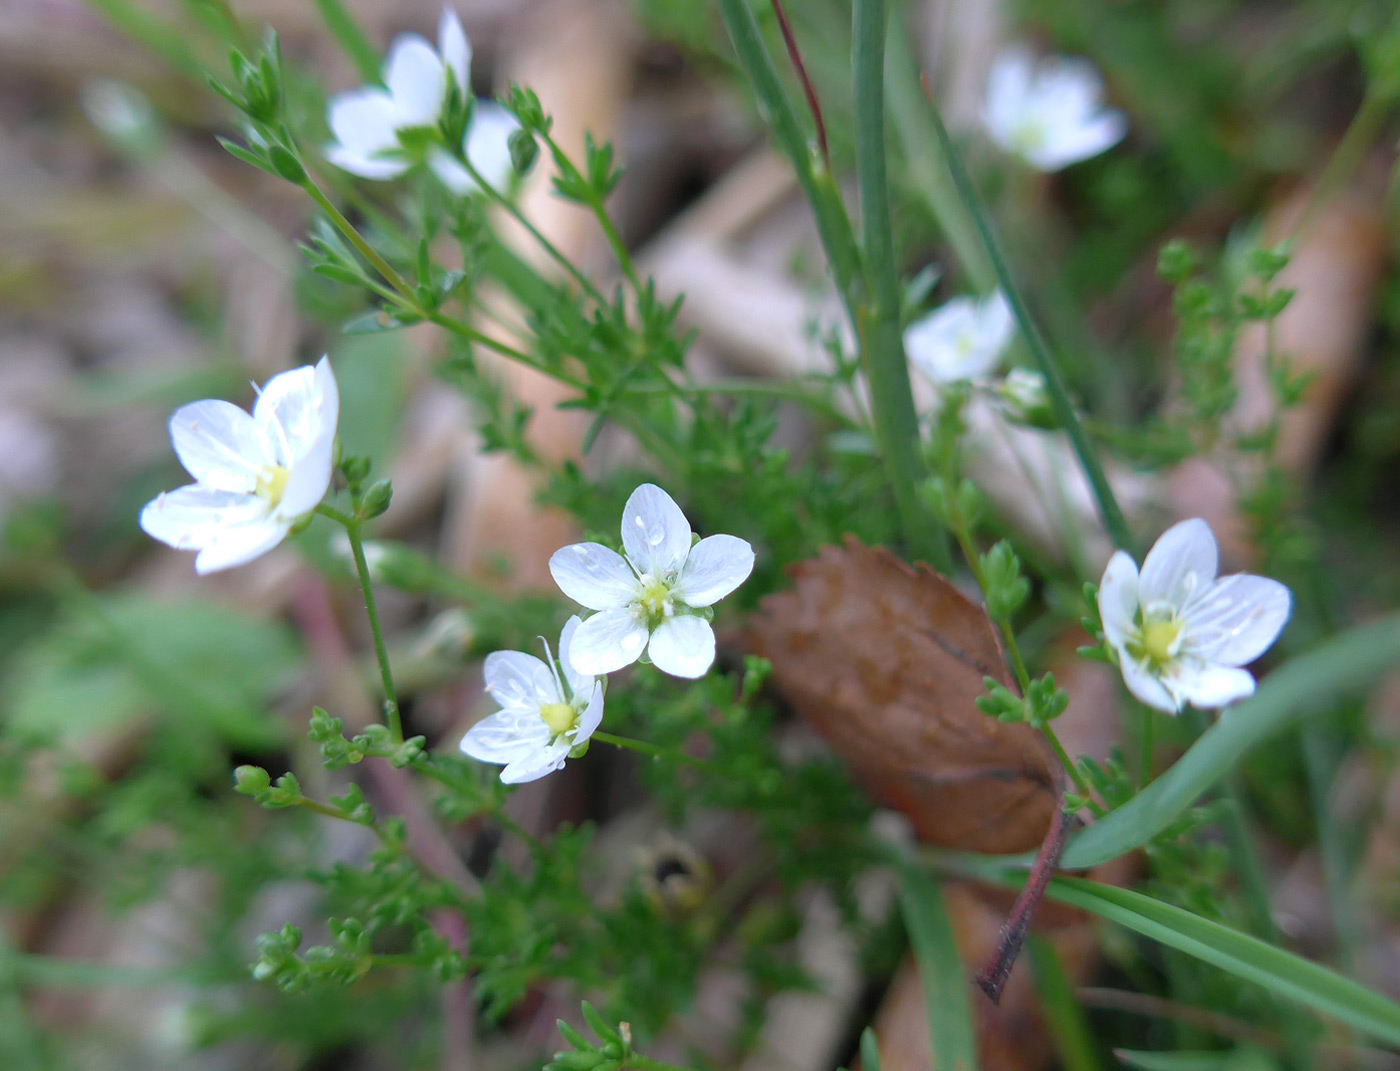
[770,0,831,172]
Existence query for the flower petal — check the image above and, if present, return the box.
[549,542,637,610]
[572,681,605,747]
[427,146,474,194]
[1182,574,1291,666]
[557,616,594,701]
[194,519,290,573]
[1097,550,1140,648]
[437,8,472,101]
[326,88,401,154]
[1139,518,1218,611]
[325,142,410,180]
[1027,111,1126,170]
[383,34,446,127]
[675,534,753,607]
[501,740,570,783]
[460,708,549,764]
[253,361,334,461]
[569,610,649,676]
[621,483,692,579]
[1117,653,1179,714]
[983,47,1035,144]
[647,615,716,679]
[465,102,520,191]
[168,399,268,491]
[273,358,340,518]
[1170,663,1256,710]
[140,485,267,551]
[483,649,558,714]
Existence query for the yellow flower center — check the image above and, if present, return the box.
[1140,618,1182,666]
[255,464,291,508]
[634,576,674,626]
[539,702,576,736]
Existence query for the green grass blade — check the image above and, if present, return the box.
[1062,614,1400,869]
[1113,1052,1243,1071]
[1028,935,1102,1071]
[1046,877,1400,1047]
[897,862,977,1071]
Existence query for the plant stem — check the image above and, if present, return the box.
[919,98,1134,552]
[310,0,382,82]
[593,731,707,768]
[1140,706,1155,788]
[295,797,394,845]
[851,0,950,572]
[321,505,403,745]
[301,177,418,308]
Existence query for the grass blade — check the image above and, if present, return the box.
[1046,877,1400,1047]
[898,863,977,1071]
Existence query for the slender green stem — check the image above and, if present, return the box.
[321,505,403,745]
[1140,707,1155,788]
[920,101,1133,552]
[449,146,608,305]
[625,375,860,429]
[295,797,394,845]
[302,177,419,307]
[310,0,382,82]
[593,730,707,768]
[538,129,645,296]
[852,0,950,572]
[625,1055,706,1071]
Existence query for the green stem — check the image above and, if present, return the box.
[852,0,950,572]
[625,1055,707,1071]
[449,147,608,305]
[310,0,382,82]
[592,731,707,768]
[295,798,393,845]
[1140,706,1155,788]
[921,101,1133,552]
[321,505,403,745]
[302,177,421,309]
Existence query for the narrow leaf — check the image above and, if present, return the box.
[898,863,976,1071]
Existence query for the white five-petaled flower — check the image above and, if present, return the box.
[904,290,1015,385]
[324,9,469,179]
[982,47,1127,172]
[140,357,339,574]
[549,484,754,679]
[459,616,604,784]
[1098,519,1291,713]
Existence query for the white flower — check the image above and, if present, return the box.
[324,8,471,180]
[549,484,754,679]
[1098,519,1291,713]
[460,616,604,783]
[140,357,339,574]
[982,47,1127,171]
[905,291,1014,384]
[427,101,522,195]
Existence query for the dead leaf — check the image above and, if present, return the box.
[748,537,1056,853]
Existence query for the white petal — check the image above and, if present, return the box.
[975,291,1016,359]
[647,615,716,679]
[557,616,594,701]
[549,542,637,610]
[1097,550,1140,648]
[1027,111,1126,170]
[501,740,570,783]
[140,485,268,550]
[460,708,549,764]
[325,142,410,180]
[1117,653,1179,714]
[571,681,605,747]
[1181,574,1291,666]
[1139,519,1218,611]
[437,8,472,101]
[675,534,753,607]
[383,35,446,128]
[482,649,558,714]
[621,483,692,578]
[273,358,340,519]
[253,360,335,461]
[327,88,401,152]
[465,102,520,191]
[168,399,268,491]
[427,146,474,194]
[569,610,649,676]
[194,519,290,573]
[1170,663,1256,710]
[983,47,1035,145]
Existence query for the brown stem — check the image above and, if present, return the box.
[974,799,1074,1003]
[769,0,831,172]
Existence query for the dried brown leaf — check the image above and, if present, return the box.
[748,537,1056,853]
